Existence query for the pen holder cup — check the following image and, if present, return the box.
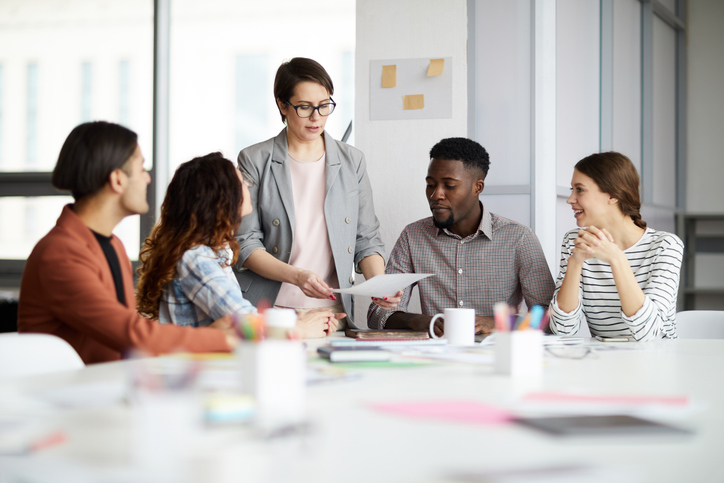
[238,340,306,422]
[495,330,543,377]
[129,358,202,474]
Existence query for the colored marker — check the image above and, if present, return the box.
[528,305,545,330]
[517,313,532,330]
[493,302,509,331]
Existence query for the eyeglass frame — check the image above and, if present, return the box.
[284,98,336,118]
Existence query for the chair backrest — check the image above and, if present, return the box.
[0,333,85,379]
[675,311,724,339]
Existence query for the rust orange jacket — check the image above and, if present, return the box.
[18,205,230,364]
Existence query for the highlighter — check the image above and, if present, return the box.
[528,305,545,330]
[493,302,509,331]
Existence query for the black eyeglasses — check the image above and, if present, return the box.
[285,98,336,118]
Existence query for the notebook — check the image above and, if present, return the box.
[516,414,692,437]
[317,346,392,363]
[345,328,430,341]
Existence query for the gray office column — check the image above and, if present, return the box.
[675,0,687,210]
[142,0,171,240]
[641,0,654,205]
[532,0,557,275]
[600,0,613,152]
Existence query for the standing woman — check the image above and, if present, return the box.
[549,152,683,341]
[235,58,399,330]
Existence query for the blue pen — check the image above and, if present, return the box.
[528,305,545,329]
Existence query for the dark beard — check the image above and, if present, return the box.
[433,213,455,229]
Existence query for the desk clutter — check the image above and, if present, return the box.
[0,316,712,482]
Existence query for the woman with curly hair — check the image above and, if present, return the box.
[137,153,341,337]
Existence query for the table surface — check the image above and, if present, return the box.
[1,337,723,483]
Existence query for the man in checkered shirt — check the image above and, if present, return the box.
[367,138,554,335]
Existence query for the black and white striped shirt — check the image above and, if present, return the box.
[549,227,683,341]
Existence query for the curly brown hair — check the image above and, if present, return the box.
[136,153,243,319]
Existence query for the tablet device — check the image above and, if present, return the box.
[516,415,691,437]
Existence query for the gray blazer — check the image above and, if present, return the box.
[234,128,385,326]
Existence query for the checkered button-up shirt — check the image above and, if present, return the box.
[159,245,257,327]
[367,206,555,329]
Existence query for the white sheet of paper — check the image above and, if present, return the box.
[331,273,433,298]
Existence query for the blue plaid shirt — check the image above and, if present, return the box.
[159,245,256,327]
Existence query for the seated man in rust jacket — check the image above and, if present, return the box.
[18,121,236,364]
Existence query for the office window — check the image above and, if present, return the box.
[81,61,93,122]
[0,197,73,259]
[652,16,677,208]
[26,63,38,168]
[471,0,532,226]
[235,54,269,154]
[0,0,153,272]
[119,60,130,126]
[612,0,642,171]
[168,0,355,176]
[0,3,153,176]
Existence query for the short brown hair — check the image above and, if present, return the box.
[273,58,334,123]
[575,152,647,229]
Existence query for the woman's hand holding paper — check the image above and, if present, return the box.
[295,269,336,300]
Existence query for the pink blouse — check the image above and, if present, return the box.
[275,152,338,308]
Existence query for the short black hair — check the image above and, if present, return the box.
[429,137,490,178]
[52,121,138,201]
[274,58,334,124]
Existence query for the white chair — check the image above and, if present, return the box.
[675,310,724,339]
[0,333,85,379]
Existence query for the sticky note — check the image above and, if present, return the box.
[403,94,424,110]
[427,58,444,77]
[381,64,396,88]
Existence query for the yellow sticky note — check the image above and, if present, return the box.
[382,64,396,88]
[427,58,444,77]
[403,94,424,110]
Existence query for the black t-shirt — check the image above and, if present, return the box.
[92,231,126,306]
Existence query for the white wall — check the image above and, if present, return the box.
[355,0,468,325]
[687,0,724,213]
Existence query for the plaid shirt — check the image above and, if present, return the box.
[159,245,256,327]
[367,205,555,329]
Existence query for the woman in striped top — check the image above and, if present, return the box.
[549,152,683,341]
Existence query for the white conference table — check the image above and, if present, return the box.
[1,337,723,483]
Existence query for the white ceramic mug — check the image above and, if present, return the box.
[429,308,476,346]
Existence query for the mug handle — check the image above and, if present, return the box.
[429,314,444,339]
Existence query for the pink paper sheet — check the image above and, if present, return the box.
[368,400,513,425]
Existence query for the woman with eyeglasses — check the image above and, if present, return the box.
[234,58,401,334]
